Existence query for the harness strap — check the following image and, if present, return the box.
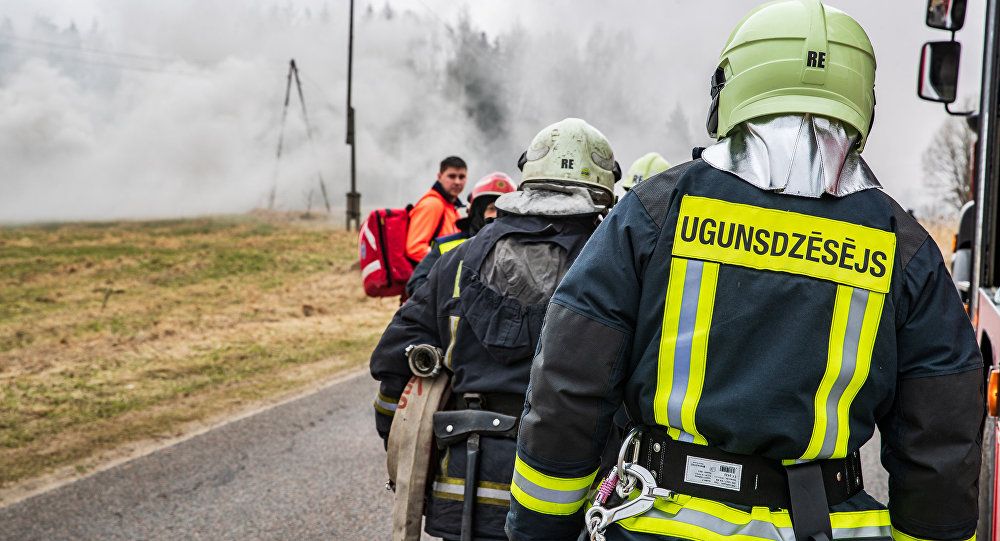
[636,427,863,508]
[787,462,833,541]
[453,392,525,418]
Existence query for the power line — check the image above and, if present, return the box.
[0,32,178,63]
[0,44,198,76]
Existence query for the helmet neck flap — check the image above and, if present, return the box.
[701,113,881,198]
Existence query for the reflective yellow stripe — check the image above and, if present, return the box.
[803,285,884,460]
[444,261,463,369]
[803,285,853,460]
[452,260,463,298]
[655,258,719,444]
[672,196,896,293]
[432,476,511,507]
[439,238,466,254]
[892,526,975,541]
[655,258,687,427]
[510,455,597,515]
[372,391,398,417]
[833,291,883,456]
[618,494,890,540]
[680,261,718,445]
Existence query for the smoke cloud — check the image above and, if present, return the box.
[0,1,985,222]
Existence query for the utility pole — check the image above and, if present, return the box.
[269,59,331,214]
[345,0,361,231]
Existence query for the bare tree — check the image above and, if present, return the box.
[922,115,977,211]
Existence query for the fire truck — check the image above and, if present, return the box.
[921,0,1000,537]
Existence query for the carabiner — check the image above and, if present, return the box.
[616,428,643,498]
[584,463,674,541]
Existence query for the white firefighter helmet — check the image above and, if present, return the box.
[516,118,620,207]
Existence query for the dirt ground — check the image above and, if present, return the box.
[0,214,397,489]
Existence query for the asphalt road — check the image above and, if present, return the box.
[0,371,889,541]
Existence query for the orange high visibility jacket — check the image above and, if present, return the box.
[406,183,462,262]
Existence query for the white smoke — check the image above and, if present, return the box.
[0,0,986,222]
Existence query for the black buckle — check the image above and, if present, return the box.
[463,392,483,410]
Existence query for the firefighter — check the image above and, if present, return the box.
[506,2,984,541]
[406,156,468,263]
[406,172,516,297]
[371,118,621,541]
[620,152,671,192]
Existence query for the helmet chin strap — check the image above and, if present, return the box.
[706,66,726,138]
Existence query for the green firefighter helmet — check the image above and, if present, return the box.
[622,152,671,191]
[517,118,621,206]
[707,0,877,150]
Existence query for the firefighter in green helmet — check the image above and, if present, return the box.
[620,152,671,193]
[372,118,621,541]
[506,2,983,540]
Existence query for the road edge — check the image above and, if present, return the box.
[0,367,369,509]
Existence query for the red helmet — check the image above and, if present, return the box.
[469,172,515,203]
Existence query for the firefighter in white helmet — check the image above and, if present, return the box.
[371,118,620,541]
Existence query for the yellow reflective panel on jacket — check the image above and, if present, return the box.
[673,196,896,293]
[510,454,597,516]
[439,237,467,254]
[656,196,893,458]
[616,494,891,540]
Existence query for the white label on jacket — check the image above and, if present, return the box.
[683,456,742,492]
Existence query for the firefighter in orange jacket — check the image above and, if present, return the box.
[406,156,468,262]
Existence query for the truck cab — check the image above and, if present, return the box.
[920,1,1000,537]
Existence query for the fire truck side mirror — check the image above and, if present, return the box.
[918,41,962,104]
[926,0,967,31]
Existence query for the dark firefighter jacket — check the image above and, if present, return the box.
[506,159,985,541]
[371,212,597,540]
[406,231,469,297]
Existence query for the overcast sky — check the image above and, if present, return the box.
[0,0,988,222]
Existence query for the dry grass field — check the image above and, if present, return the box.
[0,214,397,489]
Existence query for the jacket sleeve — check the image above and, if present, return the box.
[879,236,984,541]
[406,241,441,296]
[406,196,444,261]
[507,191,661,541]
[369,254,446,443]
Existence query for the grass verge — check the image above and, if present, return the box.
[0,214,396,488]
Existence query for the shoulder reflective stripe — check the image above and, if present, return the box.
[655,258,719,445]
[892,526,975,541]
[361,260,381,281]
[801,286,884,460]
[511,455,597,515]
[439,238,466,254]
[617,495,890,541]
[444,260,463,369]
[672,196,896,293]
[373,392,398,417]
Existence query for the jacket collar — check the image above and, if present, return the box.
[432,181,465,207]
